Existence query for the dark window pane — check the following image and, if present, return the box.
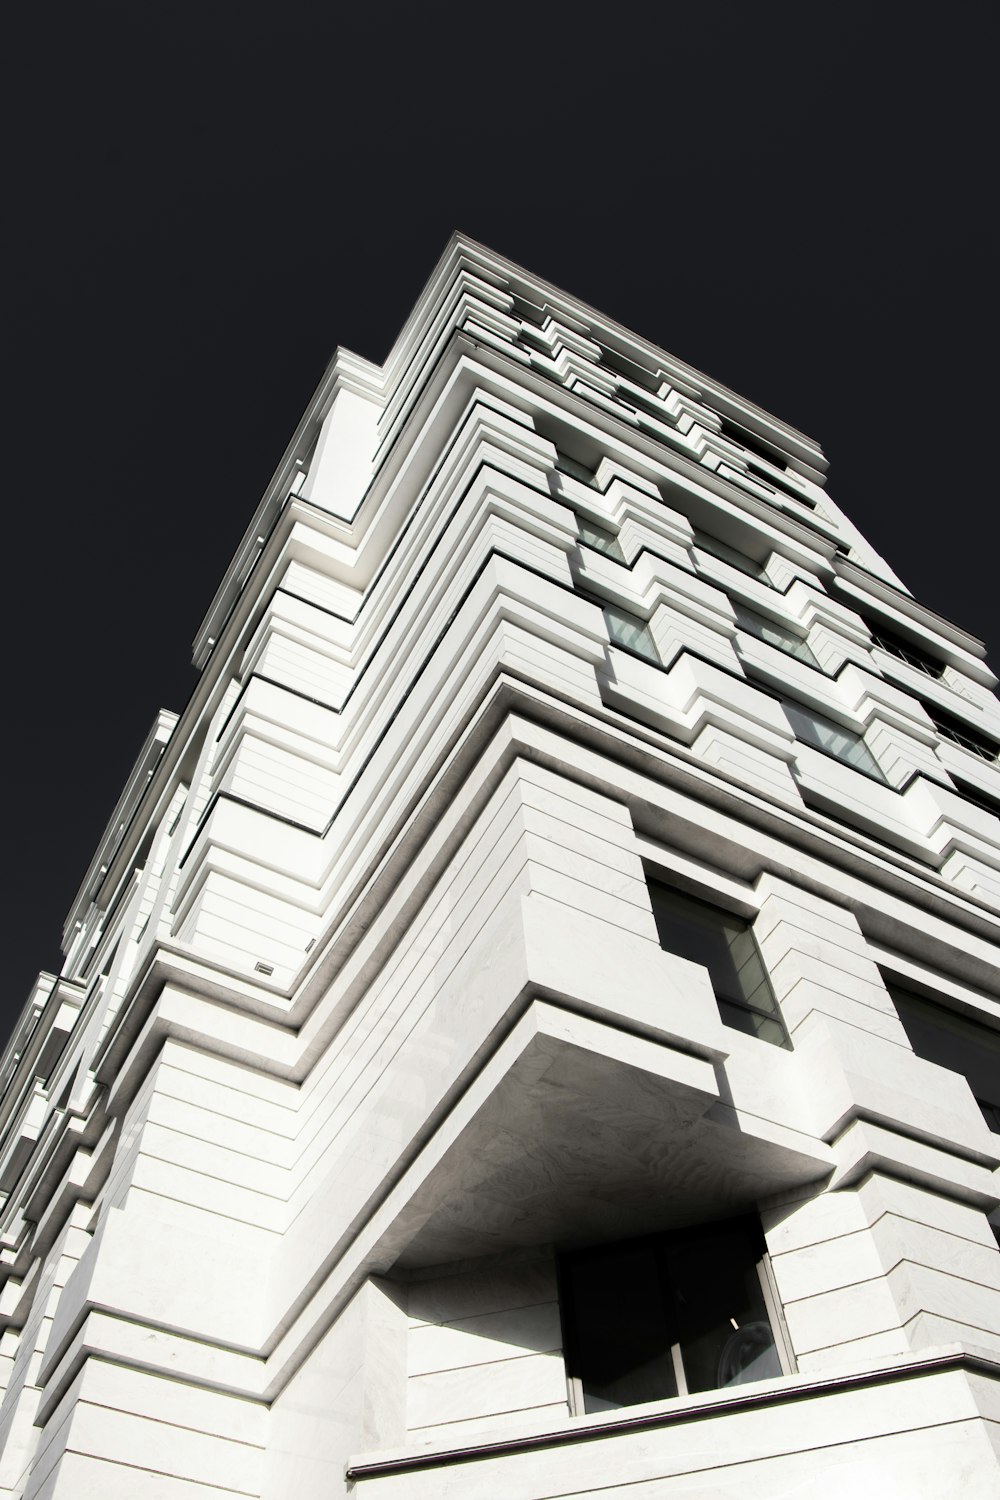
[563,1242,678,1411]
[649,886,744,1004]
[661,1221,779,1394]
[888,984,1000,1132]
[867,623,944,679]
[717,1001,787,1048]
[648,883,788,1047]
[579,519,625,561]
[561,1218,781,1412]
[605,605,658,661]
[928,708,999,764]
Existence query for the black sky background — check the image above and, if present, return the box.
[3,2,997,1043]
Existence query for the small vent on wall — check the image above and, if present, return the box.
[254,961,274,976]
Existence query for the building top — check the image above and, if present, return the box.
[189,232,831,672]
[41,235,998,1003]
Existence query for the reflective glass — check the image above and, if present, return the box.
[781,700,883,779]
[889,984,1000,1132]
[734,604,818,667]
[605,605,658,661]
[563,1218,781,1412]
[563,1242,678,1411]
[579,519,625,561]
[648,883,789,1047]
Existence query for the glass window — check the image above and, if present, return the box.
[781,699,884,780]
[648,882,789,1047]
[952,778,1000,822]
[605,605,658,662]
[561,1218,783,1413]
[555,451,599,488]
[929,708,999,764]
[692,528,768,583]
[888,984,1000,1132]
[734,604,818,668]
[578,518,625,562]
[745,459,817,509]
[867,622,944,679]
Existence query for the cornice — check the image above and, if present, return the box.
[192,233,829,677]
[439,232,828,475]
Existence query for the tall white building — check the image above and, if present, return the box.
[1,235,999,1499]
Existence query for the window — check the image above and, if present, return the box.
[648,881,789,1047]
[929,707,999,764]
[555,451,599,488]
[952,778,1000,822]
[578,517,625,562]
[888,984,1000,1132]
[692,528,768,583]
[867,622,944,679]
[734,604,818,668]
[561,1217,786,1413]
[621,385,678,427]
[519,325,553,358]
[745,460,817,509]
[718,417,785,470]
[781,699,885,780]
[605,604,658,662]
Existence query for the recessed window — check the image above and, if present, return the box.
[781,699,884,781]
[578,517,625,562]
[734,604,818,668]
[519,325,553,358]
[648,881,789,1047]
[867,622,944,679]
[599,345,659,391]
[888,983,1000,1133]
[928,708,999,764]
[561,1217,785,1413]
[745,460,817,509]
[555,451,599,488]
[692,529,769,584]
[621,385,677,426]
[952,778,1000,821]
[718,417,786,470]
[605,604,658,662]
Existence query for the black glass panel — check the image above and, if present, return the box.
[661,1220,779,1393]
[563,1241,678,1411]
[562,1218,780,1412]
[889,985,1000,1132]
[647,883,788,1046]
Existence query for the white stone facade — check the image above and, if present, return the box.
[2,235,999,1497]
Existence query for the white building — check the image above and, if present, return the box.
[2,235,999,1499]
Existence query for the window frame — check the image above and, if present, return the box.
[577,515,626,562]
[867,622,945,680]
[733,602,820,669]
[647,878,790,1048]
[928,707,1000,764]
[780,697,887,783]
[887,981,1000,1133]
[604,602,659,663]
[691,528,770,584]
[560,1216,796,1417]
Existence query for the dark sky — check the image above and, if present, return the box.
[4,2,997,1043]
